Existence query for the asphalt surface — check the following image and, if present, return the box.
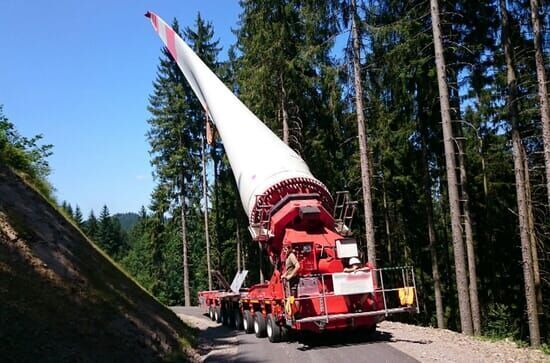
[171,307,419,363]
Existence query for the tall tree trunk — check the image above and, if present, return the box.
[479,138,489,200]
[351,0,377,267]
[382,174,392,265]
[457,138,481,335]
[439,179,454,297]
[430,0,473,335]
[529,0,550,206]
[281,75,290,145]
[452,80,481,333]
[180,183,191,307]
[236,223,241,272]
[420,117,445,329]
[213,155,221,271]
[201,135,212,290]
[523,149,543,314]
[473,96,489,205]
[500,0,541,346]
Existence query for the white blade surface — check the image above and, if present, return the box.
[146,12,328,220]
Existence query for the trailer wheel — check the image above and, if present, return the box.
[228,307,236,328]
[266,314,282,343]
[234,309,243,330]
[243,311,254,334]
[214,306,222,323]
[221,306,229,326]
[208,306,215,321]
[254,312,267,338]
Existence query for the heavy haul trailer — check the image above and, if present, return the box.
[146,12,418,343]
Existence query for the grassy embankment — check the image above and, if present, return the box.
[0,165,198,362]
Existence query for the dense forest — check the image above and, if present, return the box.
[1,0,548,348]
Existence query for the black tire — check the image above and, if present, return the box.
[243,310,254,334]
[215,306,222,323]
[221,306,229,326]
[234,308,244,330]
[208,306,215,321]
[267,314,282,343]
[228,306,236,328]
[254,311,267,338]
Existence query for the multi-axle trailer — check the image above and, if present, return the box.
[199,264,417,342]
[146,11,418,342]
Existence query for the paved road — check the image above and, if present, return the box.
[171,307,418,363]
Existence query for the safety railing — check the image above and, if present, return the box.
[289,266,419,325]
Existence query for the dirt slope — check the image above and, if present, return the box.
[0,165,197,362]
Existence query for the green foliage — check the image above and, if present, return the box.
[0,105,53,197]
[483,303,520,339]
[77,205,129,260]
[85,210,99,239]
[113,212,140,232]
[73,206,84,227]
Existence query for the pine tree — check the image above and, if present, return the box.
[236,0,308,153]
[201,134,212,290]
[85,210,99,240]
[346,0,377,267]
[73,205,84,227]
[528,0,550,206]
[98,205,115,255]
[499,0,541,346]
[430,0,473,335]
[184,13,221,287]
[147,18,195,306]
[66,204,74,219]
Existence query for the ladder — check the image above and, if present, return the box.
[333,191,357,236]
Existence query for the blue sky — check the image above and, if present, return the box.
[0,1,241,216]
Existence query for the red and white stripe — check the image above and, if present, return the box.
[146,12,177,63]
[145,11,209,114]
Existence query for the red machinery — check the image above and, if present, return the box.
[198,192,418,342]
[146,11,418,343]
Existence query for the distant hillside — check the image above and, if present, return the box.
[0,165,197,362]
[113,212,140,231]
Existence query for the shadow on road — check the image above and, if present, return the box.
[293,329,431,351]
[194,309,427,361]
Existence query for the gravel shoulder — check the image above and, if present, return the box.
[379,321,548,363]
